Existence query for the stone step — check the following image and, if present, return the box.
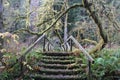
[30,74,82,80]
[42,56,74,60]
[40,59,75,64]
[38,63,80,69]
[26,52,87,80]
[38,67,81,75]
[0,66,5,72]
[80,64,87,69]
[42,52,72,56]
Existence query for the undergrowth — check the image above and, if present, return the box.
[0,49,120,80]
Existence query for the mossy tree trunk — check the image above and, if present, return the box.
[83,0,108,54]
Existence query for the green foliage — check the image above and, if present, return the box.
[26,51,43,64]
[0,63,21,80]
[0,71,9,80]
[91,49,120,80]
[112,49,120,58]
[0,50,43,80]
[1,52,17,66]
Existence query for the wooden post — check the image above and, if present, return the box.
[48,43,50,51]
[70,39,72,51]
[20,58,23,75]
[43,37,46,51]
[88,60,92,80]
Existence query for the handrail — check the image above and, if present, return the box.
[63,35,94,62]
[18,33,46,61]
[44,36,55,51]
[9,33,47,78]
[16,33,57,78]
[69,36,94,62]
[45,37,54,47]
[63,35,94,80]
[18,33,55,61]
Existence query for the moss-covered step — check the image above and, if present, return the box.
[38,63,80,69]
[40,59,75,64]
[42,55,75,60]
[38,67,82,75]
[41,52,72,56]
[29,74,82,80]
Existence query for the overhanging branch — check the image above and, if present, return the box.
[14,4,83,36]
[39,4,83,35]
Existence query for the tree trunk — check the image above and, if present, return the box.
[0,0,3,49]
[63,0,69,51]
[0,0,4,65]
[83,0,108,53]
[0,0,3,31]
[64,0,68,42]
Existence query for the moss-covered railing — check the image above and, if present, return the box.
[9,33,55,78]
[63,35,94,80]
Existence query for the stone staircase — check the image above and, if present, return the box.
[28,52,87,80]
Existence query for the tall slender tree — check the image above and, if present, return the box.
[64,0,68,42]
[0,0,3,32]
[0,0,3,49]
